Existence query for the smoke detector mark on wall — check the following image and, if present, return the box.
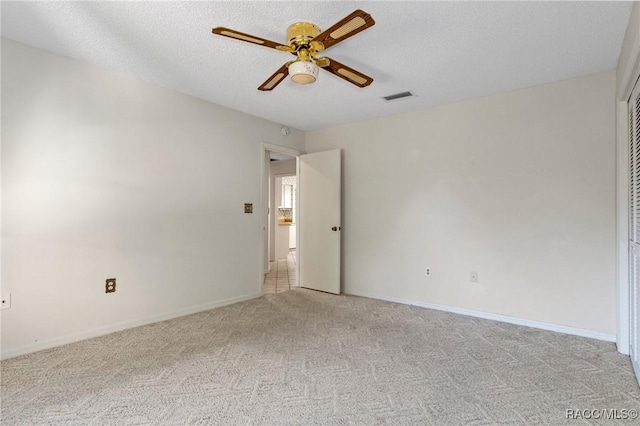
[382,91,416,102]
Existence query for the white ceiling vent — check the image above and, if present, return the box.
[382,91,416,102]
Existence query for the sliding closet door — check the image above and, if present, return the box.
[629,76,640,383]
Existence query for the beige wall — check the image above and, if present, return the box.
[616,1,639,99]
[1,39,305,357]
[306,70,617,335]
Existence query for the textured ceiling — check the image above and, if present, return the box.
[1,1,633,131]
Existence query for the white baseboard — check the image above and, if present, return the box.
[1,292,262,360]
[347,291,616,343]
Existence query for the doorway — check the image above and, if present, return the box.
[262,144,302,294]
[260,144,342,296]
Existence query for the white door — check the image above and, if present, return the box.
[629,76,640,384]
[299,149,341,294]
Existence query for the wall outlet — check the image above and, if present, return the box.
[425,267,432,277]
[1,293,11,310]
[105,278,116,293]
[470,272,478,283]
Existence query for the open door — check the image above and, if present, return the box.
[299,149,341,294]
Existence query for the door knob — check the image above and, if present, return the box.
[331,226,341,231]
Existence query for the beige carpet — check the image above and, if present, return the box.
[2,289,639,425]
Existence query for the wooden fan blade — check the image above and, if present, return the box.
[212,27,290,50]
[322,57,373,88]
[313,10,375,50]
[258,63,289,91]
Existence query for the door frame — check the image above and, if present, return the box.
[616,28,640,355]
[260,143,304,294]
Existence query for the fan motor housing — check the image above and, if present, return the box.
[287,22,320,46]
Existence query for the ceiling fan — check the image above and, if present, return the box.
[212,9,375,91]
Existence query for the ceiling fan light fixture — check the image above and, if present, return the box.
[289,61,319,85]
[212,9,376,91]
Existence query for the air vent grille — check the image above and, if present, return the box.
[382,91,415,102]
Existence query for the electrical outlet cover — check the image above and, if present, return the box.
[105,278,116,293]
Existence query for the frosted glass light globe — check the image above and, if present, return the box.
[289,61,319,85]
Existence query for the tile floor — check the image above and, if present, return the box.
[263,249,298,294]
